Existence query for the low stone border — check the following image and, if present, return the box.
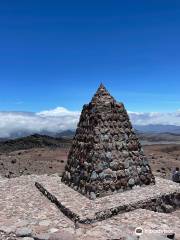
[94,192,180,222]
[35,182,80,223]
[35,178,180,224]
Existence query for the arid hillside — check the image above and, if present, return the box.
[144,144,180,179]
[0,134,180,179]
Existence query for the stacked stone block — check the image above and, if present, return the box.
[62,84,155,199]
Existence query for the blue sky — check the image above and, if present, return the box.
[0,0,180,113]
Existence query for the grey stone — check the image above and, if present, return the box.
[104,134,110,141]
[137,167,141,174]
[132,185,141,190]
[90,171,98,180]
[90,191,96,200]
[16,227,32,237]
[96,161,107,171]
[124,133,129,140]
[128,178,135,187]
[117,170,125,178]
[141,166,147,172]
[162,204,174,213]
[122,150,129,158]
[103,168,113,175]
[110,161,119,171]
[112,171,117,178]
[146,165,150,171]
[105,151,112,159]
[124,160,130,169]
[125,169,130,177]
[99,172,106,179]
[143,159,148,166]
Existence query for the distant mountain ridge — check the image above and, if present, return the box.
[0,130,180,153]
[1,124,180,141]
[134,124,180,134]
[0,134,72,152]
[55,130,75,138]
[138,132,180,143]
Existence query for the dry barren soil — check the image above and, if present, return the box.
[144,144,180,179]
[0,138,180,179]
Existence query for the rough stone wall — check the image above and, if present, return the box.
[35,181,180,223]
[62,84,155,199]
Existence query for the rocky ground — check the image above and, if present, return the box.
[0,143,180,180]
[0,148,68,178]
[0,174,179,240]
[0,140,180,239]
[144,144,180,179]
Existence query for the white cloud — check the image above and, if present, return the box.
[37,107,79,117]
[0,107,180,138]
[0,107,80,138]
[129,111,180,126]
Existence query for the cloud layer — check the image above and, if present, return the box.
[0,107,180,138]
[129,110,180,126]
[0,107,80,138]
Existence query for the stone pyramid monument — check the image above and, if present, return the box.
[62,84,155,199]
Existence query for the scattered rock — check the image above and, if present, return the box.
[16,227,32,237]
[90,192,96,200]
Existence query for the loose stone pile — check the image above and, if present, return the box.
[62,84,155,199]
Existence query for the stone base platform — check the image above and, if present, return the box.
[0,174,180,240]
[35,175,180,223]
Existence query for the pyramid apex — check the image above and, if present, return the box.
[97,83,107,92]
[99,82,106,88]
[91,84,114,104]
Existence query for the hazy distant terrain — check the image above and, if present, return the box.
[0,124,180,179]
[1,130,180,152]
[1,124,180,140]
[138,132,180,145]
[135,124,180,133]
